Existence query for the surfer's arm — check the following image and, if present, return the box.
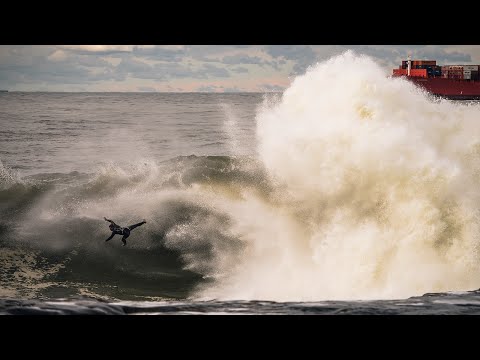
[104,217,116,225]
[105,232,115,242]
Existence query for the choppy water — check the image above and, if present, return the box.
[2,52,480,314]
[3,290,480,314]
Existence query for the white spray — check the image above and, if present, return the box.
[221,103,241,156]
[195,51,480,301]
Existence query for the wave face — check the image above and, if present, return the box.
[2,52,480,302]
[0,156,270,301]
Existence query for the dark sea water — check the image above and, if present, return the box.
[1,89,480,315]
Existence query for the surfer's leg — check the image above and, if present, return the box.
[121,233,130,246]
[121,228,130,246]
[127,221,146,231]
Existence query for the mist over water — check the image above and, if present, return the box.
[2,52,480,307]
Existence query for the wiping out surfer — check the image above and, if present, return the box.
[104,217,146,246]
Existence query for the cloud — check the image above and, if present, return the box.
[231,67,249,73]
[415,47,471,63]
[183,46,263,63]
[75,55,115,68]
[222,54,264,65]
[342,45,472,69]
[265,45,318,74]
[48,50,67,62]
[201,64,230,78]
[59,45,134,54]
[0,47,124,87]
[2,45,480,92]
[132,46,186,61]
[265,45,316,60]
[0,62,92,84]
[117,58,153,74]
[112,58,231,81]
[185,45,252,56]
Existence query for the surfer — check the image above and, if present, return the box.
[104,217,146,246]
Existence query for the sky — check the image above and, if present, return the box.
[1,45,480,92]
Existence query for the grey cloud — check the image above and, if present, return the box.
[115,60,231,81]
[0,53,127,87]
[201,64,230,78]
[117,58,153,74]
[2,45,480,91]
[132,46,186,61]
[265,45,318,75]
[222,54,264,65]
[88,67,126,82]
[51,53,115,69]
[185,45,255,56]
[221,54,291,72]
[182,46,264,63]
[343,45,472,68]
[415,47,471,63]
[193,56,222,63]
[0,62,92,85]
[232,67,249,73]
[62,49,131,56]
[59,46,133,56]
[0,46,57,67]
[265,45,316,60]
[0,46,127,88]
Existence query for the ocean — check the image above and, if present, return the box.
[2,53,480,315]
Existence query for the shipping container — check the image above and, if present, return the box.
[410,69,428,78]
[463,65,478,71]
[393,69,408,76]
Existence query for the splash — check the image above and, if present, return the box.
[195,51,480,301]
[220,103,241,156]
[0,160,24,189]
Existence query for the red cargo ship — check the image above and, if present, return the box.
[392,58,480,100]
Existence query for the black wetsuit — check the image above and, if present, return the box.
[104,218,146,246]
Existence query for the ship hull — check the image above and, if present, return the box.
[406,77,480,100]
